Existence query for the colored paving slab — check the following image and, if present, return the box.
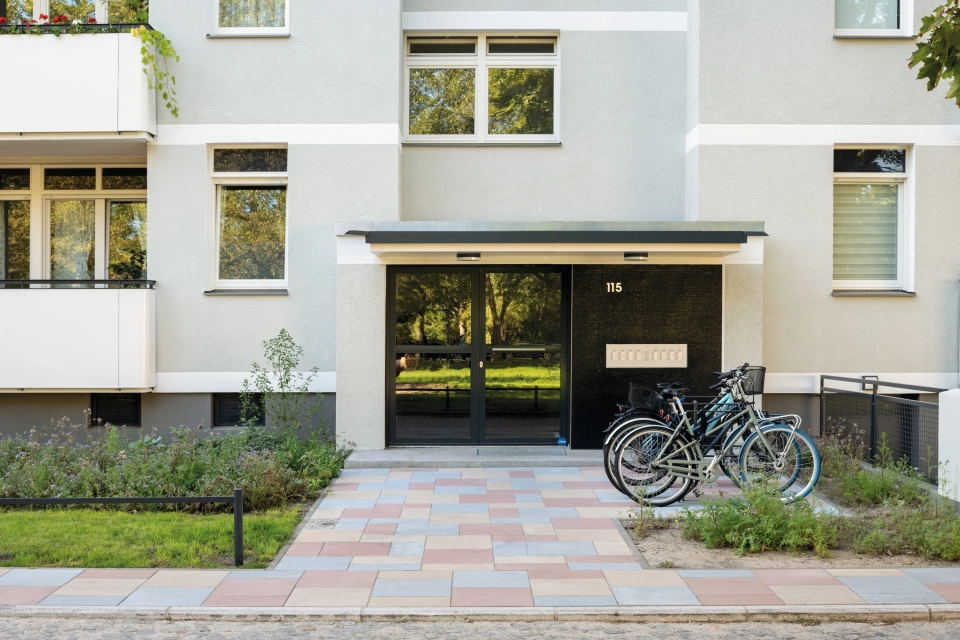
[0,467,956,609]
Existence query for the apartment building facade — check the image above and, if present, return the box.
[0,0,957,450]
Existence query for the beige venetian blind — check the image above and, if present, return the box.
[833,183,898,282]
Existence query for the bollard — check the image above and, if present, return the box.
[233,488,244,567]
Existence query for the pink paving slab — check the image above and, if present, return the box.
[208,579,299,598]
[564,555,637,564]
[363,524,398,535]
[297,571,378,588]
[408,482,436,490]
[451,587,535,607]
[542,498,603,508]
[751,569,841,586]
[461,492,521,503]
[460,524,525,536]
[340,506,405,519]
[320,542,392,557]
[0,586,59,606]
[330,483,360,491]
[436,478,487,486]
[683,578,779,596]
[493,562,567,571]
[928,584,960,603]
[203,596,291,607]
[509,471,535,478]
[489,508,520,518]
[284,542,325,557]
[492,535,559,542]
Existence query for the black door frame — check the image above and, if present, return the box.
[386,265,570,446]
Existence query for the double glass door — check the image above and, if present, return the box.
[389,266,569,445]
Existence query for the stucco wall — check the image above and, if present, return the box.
[404,0,686,9]
[400,30,686,221]
[722,263,763,372]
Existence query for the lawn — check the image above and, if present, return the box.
[0,507,301,569]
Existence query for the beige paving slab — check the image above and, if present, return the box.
[334,476,388,484]
[486,482,513,491]
[52,579,145,597]
[295,530,363,543]
[425,535,492,550]
[576,507,634,518]
[400,508,433,519]
[310,509,344,520]
[378,571,452,580]
[143,571,229,588]
[429,513,490,524]
[540,490,596,499]
[479,471,510,479]
[556,529,624,542]
[327,490,381,500]
[422,564,496,572]
[827,569,906,577]
[387,472,414,479]
[360,535,427,543]
[350,556,422,565]
[0,569,9,578]
[286,587,371,607]
[522,523,556,536]
[404,492,460,504]
[770,585,867,605]
[494,556,566,564]
[367,597,451,607]
[604,570,685,587]
[490,502,538,509]
[536,475,586,483]
[594,541,635,555]
[530,578,613,596]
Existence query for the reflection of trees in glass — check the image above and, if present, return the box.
[835,0,898,29]
[49,0,96,20]
[488,68,554,135]
[219,187,286,280]
[219,0,285,28]
[214,149,288,173]
[50,200,96,280]
[1,201,30,280]
[45,169,96,190]
[396,273,472,345]
[107,0,147,23]
[833,149,905,173]
[409,68,476,135]
[109,202,147,280]
[485,273,561,346]
[4,0,33,22]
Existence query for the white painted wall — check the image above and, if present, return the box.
[0,289,156,390]
[939,389,960,501]
[0,33,155,135]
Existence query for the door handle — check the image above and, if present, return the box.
[479,361,484,369]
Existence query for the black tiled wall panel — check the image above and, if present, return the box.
[570,265,723,449]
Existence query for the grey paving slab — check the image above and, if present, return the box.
[120,587,214,607]
[340,469,390,477]
[533,596,619,607]
[859,592,949,605]
[838,576,938,594]
[347,563,421,571]
[434,486,487,495]
[275,557,351,571]
[0,569,84,586]
[334,519,369,530]
[395,523,461,536]
[318,500,378,509]
[39,595,126,606]
[390,542,426,556]
[492,542,528,557]
[515,493,544,503]
[612,586,701,606]
[453,571,530,588]
[526,541,597,556]
[430,503,489,513]
[518,507,580,519]
[678,570,756,578]
[510,480,566,490]
[901,568,960,584]
[227,570,303,580]
[568,563,641,571]
[369,518,429,525]
[376,494,407,504]
[371,579,451,597]
[596,492,634,503]
[357,480,412,491]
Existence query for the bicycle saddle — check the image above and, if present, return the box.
[660,387,688,399]
[656,382,684,389]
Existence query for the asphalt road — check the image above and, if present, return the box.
[1,619,959,639]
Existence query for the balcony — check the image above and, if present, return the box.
[0,282,156,391]
[0,28,155,152]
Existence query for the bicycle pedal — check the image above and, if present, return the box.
[692,489,703,498]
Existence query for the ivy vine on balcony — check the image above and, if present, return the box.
[0,1,179,118]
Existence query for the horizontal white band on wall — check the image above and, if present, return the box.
[765,372,958,395]
[686,124,960,154]
[156,372,336,394]
[403,11,686,32]
[153,124,399,146]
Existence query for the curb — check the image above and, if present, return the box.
[2,604,959,623]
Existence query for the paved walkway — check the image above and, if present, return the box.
[0,466,958,610]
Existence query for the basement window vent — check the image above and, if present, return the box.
[90,394,141,427]
[213,393,265,427]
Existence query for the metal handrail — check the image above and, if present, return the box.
[0,279,156,289]
[820,374,945,394]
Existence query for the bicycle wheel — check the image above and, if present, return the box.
[717,424,748,489]
[604,418,666,495]
[615,426,694,506]
[738,425,821,502]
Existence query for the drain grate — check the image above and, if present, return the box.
[477,447,567,457]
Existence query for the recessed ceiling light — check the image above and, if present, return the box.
[457,253,481,261]
[624,252,648,261]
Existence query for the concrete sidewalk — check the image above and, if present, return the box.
[0,466,958,616]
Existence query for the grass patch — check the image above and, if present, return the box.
[0,507,301,569]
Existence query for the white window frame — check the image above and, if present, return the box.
[208,146,289,291]
[832,145,913,292]
[403,33,561,145]
[208,0,290,37]
[0,169,33,281]
[834,0,914,38]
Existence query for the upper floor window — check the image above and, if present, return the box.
[404,35,559,144]
[833,148,911,291]
[835,0,913,37]
[212,0,289,36]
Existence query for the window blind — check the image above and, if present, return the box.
[833,183,898,281]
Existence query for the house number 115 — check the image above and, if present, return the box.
[606,282,622,293]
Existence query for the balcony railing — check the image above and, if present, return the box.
[0,280,156,391]
[0,25,156,136]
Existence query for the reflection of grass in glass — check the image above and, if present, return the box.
[398,363,559,389]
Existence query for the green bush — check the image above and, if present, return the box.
[0,419,346,512]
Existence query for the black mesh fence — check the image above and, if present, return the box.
[821,379,940,483]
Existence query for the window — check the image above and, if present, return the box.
[0,168,30,284]
[210,148,288,290]
[211,0,289,36]
[833,148,911,291]
[835,0,912,37]
[213,392,265,427]
[90,393,142,427]
[1,1,34,23]
[404,35,559,143]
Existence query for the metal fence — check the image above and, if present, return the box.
[821,375,942,482]
[0,488,245,566]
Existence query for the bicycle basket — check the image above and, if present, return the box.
[741,366,766,395]
[628,382,660,411]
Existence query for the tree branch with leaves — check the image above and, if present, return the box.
[910,1,960,106]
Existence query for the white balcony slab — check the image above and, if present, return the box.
[0,288,156,391]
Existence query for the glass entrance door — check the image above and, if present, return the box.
[389,266,568,446]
